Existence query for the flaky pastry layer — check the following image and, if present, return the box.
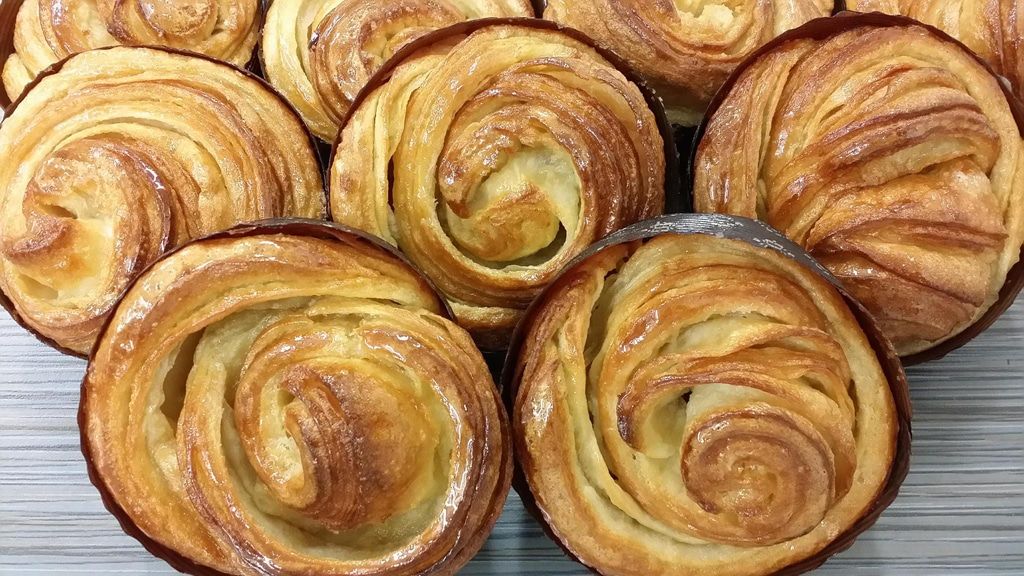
[513,233,898,576]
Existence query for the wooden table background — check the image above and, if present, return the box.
[1,302,1022,575]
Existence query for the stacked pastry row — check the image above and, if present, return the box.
[0,2,1020,576]
[9,0,1024,128]
[0,21,667,355]
[0,0,836,119]
[6,0,1024,116]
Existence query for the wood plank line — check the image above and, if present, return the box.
[1,302,1022,575]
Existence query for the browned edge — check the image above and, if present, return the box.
[533,0,844,206]
[500,212,913,576]
[254,0,542,153]
[77,217,462,576]
[0,44,328,357]
[326,16,682,217]
[687,10,1024,365]
[0,0,269,108]
[325,15,681,371]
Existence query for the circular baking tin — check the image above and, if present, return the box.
[78,218,460,576]
[687,11,1024,365]
[502,212,913,576]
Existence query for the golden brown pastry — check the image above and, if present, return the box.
[694,21,1024,357]
[261,0,533,141]
[542,0,833,125]
[2,0,260,101]
[848,1,1024,96]
[82,223,511,576]
[511,231,901,576]
[330,23,666,348]
[0,47,324,355]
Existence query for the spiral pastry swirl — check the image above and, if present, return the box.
[542,0,833,125]
[849,1,1024,96]
[82,225,511,576]
[0,47,324,355]
[694,22,1024,356]
[2,0,260,101]
[330,23,666,347]
[512,232,898,576]
[261,0,532,141]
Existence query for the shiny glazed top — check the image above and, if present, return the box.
[261,0,533,140]
[512,231,899,576]
[694,21,1024,356]
[82,226,512,576]
[848,0,1024,96]
[0,47,324,355]
[330,22,667,348]
[2,0,261,100]
[543,0,834,125]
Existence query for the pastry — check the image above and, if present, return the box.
[2,0,261,101]
[694,18,1024,357]
[261,0,533,140]
[848,1,1024,96]
[0,47,324,355]
[542,0,833,125]
[330,21,668,348]
[81,221,511,576]
[509,216,908,576]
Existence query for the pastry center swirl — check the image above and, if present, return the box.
[166,303,459,551]
[329,25,666,344]
[0,48,324,354]
[84,234,510,575]
[230,319,442,532]
[599,264,856,545]
[511,232,895,575]
[308,0,464,126]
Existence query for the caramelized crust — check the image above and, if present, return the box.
[512,233,898,576]
[261,0,532,140]
[849,0,1024,96]
[543,0,833,125]
[330,24,666,348]
[82,229,511,576]
[2,0,261,100]
[0,47,324,355]
[694,23,1024,355]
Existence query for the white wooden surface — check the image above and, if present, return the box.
[0,302,1022,575]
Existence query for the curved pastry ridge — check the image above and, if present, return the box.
[262,0,533,140]
[512,232,900,576]
[330,23,666,348]
[543,0,833,125]
[0,47,324,354]
[695,23,1024,355]
[2,0,261,100]
[83,227,511,576]
[849,0,1024,96]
